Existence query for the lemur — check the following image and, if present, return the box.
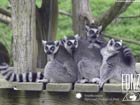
[75,24,134,84]
[98,39,135,88]
[73,25,104,83]
[38,35,79,83]
[0,35,79,83]
[1,42,42,82]
[86,24,133,66]
[0,59,44,82]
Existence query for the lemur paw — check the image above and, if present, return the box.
[37,79,49,83]
[76,79,89,83]
[89,78,100,83]
[99,81,104,88]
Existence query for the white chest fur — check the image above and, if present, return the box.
[100,47,113,64]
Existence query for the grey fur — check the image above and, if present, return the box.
[0,63,43,82]
[74,38,102,83]
[39,37,78,83]
[74,25,105,83]
[99,39,136,88]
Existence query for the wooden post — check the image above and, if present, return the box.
[11,0,37,73]
[36,0,58,68]
[72,0,95,36]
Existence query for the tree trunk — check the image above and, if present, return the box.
[72,0,95,36]
[36,0,58,68]
[11,0,37,73]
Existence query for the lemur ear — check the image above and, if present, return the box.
[108,39,114,45]
[42,40,47,46]
[64,36,67,40]
[98,25,102,32]
[111,38,114,42]
[120,40,123,43]
[54,40,60,46]
[75,34,80,39]
[85,25,90,32]
[61,36,66,45]
[60,39,64,45]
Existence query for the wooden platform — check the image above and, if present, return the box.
[0,82,140,105]
[0,63,140,105]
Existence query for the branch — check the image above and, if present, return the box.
[119,1,133,14]
[104,34,140,45]
[118,15,140,19]
[0,7,11,24]
[0,7,11,17]
[97,0,132,31]
[59,10,72,17]
[0,13,11,24]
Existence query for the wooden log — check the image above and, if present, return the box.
[11,0,37,73]
[74,83,99,92]
[103,83,140,93]
[0,80,12,89]
[36,0,58,68]
[103,83,124,93]
[72,0,95,36]
[12,82,43,91]
[46,83,72,92]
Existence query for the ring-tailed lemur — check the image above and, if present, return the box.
[85,24,105,48]
[0,42,43,82]
[74,24,110,83]
[86,24,134,66]
[38,35,79,83]
[0,36,79,83]
[75,24,134,84]
[98,39,135,88]
[74,27,104,83]
[0,61,44,82]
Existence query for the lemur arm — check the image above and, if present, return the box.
[99,61,115,88]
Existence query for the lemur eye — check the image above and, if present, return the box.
[115,43,120,47]
[89,30,95,35]
[50,46,55,51]
[74,41,77,45]
[45,46,48,50]
[67,41,72,46]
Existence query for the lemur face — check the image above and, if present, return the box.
[85,25,102,42]
[42,40,60,55]
[62,34,79,55]
[107,39,123,52]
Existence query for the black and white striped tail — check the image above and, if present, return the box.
[0,63,44,82]
[122,46,134,65]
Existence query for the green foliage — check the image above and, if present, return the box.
[58,0,140,56]
[0,0,139,58]
[105,2,140,56]
[57,0,73,39]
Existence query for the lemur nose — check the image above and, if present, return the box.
[47,51,52,55]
